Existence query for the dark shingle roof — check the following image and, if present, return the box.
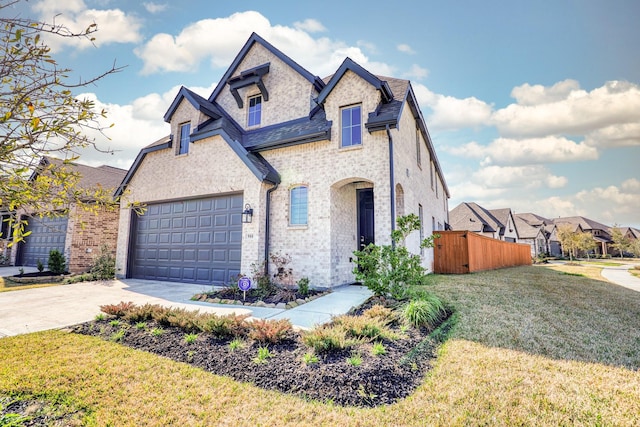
[43,157,127,191]
[243,109,331,150]
[553,216,611,232]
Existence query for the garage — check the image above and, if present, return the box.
[130,194,243,285]
[18,215,68,267]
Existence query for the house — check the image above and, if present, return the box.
[114,33,450,287]
[513,215,545,257]
[10,157,126,273]
[553,216,612,256]
[515,212,561,256]
[448,202,518,242]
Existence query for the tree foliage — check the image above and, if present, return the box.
[610,225,631,258]
[556,224,580,261]
[0,0,123,242]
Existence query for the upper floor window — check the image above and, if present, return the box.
[179,123,190,155]
[430,161,434,189]
[248,95,262,127]
[289,186,308,226]
[341,105,362,147]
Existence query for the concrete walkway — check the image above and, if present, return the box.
[0,266,371,337]
[600,263,640,293]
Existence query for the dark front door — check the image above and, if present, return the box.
[357,189,375,250]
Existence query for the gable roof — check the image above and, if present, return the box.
[514,215,542,239]
[449,202,500,233]
[553,216,611,232]
[208,32,324,103]
[317,57,393,105]
[164,86,221,123]
[516,212,551,227]
[488,208,514,236]
[39,157,127,190]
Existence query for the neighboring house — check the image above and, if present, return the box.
[513,215,545,257]
[515,212,561,256]
[115,33,450,287]
[553,216,612,256]
[12,157,126,273]
[448,202,518,242]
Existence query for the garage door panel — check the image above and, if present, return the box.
[19,215,69,267]
[131,194,242,285]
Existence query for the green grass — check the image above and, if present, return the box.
[0,276,61,293]
[1,265,639,425]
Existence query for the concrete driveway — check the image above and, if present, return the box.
[0,270,253,337]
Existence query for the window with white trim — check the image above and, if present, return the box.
[248,94,262,127]
[178,123,190,155]
[416,127,421,167]
[341,105,362,147]
[289,186,308,226]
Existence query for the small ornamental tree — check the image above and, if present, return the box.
[0,0,123,243]
[556,224,580,261]
[610,225,631,258]
[353,214,437,298]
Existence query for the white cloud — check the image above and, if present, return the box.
[472,165,567,190]
[446,136,599,165]
[31,0,142,51]
[404,64,429,81]
[493,80,640,139]
[397,44,415,54]
[293,18,326,33]
[585,122,640,147]
[572,183,640,225]
[134,11,394,77]
[510,79,581,106]
[413,84,493,130]
[622,178,640,192]
[143,2,168,14]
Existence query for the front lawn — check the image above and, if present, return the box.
[1,265,640,425]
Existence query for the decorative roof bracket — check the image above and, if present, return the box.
[227,63,270,108]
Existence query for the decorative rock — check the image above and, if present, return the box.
[296,299,306,305]
[286,302,298,309]
[255,301,267,307]
[210,298,221,304]
[276,302,287,309]
[266,303,276,308]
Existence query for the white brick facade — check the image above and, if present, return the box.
[116,34,449,288]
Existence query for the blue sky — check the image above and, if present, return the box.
[8,0,640,227]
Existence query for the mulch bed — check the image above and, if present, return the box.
[72,297,453,407]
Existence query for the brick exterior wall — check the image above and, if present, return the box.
[65,204,120,273]
[117,41,449,288]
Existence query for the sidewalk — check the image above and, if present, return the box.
[600,264,640,293]
[0,266,371,336]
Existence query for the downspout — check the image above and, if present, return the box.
[386,124,396,246]
[264,182,279,278]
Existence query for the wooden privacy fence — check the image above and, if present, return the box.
[433,231,531,274]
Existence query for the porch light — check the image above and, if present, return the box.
[242,204,254,223]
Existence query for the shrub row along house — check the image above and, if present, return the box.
[112,33,450,287]
[449,201,639,258]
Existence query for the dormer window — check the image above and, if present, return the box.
[248,95,262,127]
[178,123,190,155]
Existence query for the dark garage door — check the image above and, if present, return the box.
[18,215,68,267]
[131,194,243,284]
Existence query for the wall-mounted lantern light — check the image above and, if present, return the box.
[242,204,254,223]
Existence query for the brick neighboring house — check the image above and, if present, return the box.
[10,157,126,273]
[553,216,612,256]
[515,212,561,256]
[115,33,450,287]
[448,202,518,242]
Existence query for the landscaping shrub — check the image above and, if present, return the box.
[402,294,447,329]
[47,249,66,274]
[303,324,361,353]
[332,315,399,341]
[201,313,250,338]
[90,245,116,280]
[100,301,135,317]
[248,318,293,344]
[362,304,397,324]
[353,214,437,297]
[297,277,310,296]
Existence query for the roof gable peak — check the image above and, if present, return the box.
[164,86,220,123]
[317,57,393,105]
